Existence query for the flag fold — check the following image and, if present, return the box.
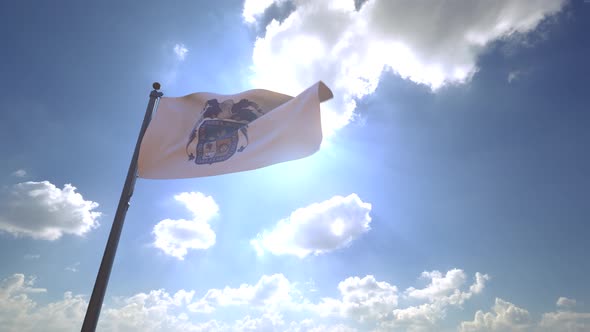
[138,81,333,179]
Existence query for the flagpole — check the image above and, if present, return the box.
[81,83,163,332]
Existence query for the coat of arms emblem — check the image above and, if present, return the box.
[186,98,266,165]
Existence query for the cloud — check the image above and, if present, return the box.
[460,297,590,332]
[556,296,577,309]
[65,262,80,273]
[539,310,590,332]
[243,0,281,24]
[406,269,468,301]
[250,193,372,258]
[315,275,398,321]
[245,0,566,136]
[507,70,521,83]
[0,274,48,332]
[101,289,203,332]
[0,272,355,332]
[310,269,489,331]
[173,43,188,61]
[23,254,40,260]
[0,181,100,240]
[153,192,218,259]
[188,273,293,313]
[11,169,27,177]
[161,42,189,85]
[7,271,587,332]
[380,271,489,331]
[459,298,532,332]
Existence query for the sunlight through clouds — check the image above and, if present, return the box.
[245,0,566,137]
[250,193,372,258]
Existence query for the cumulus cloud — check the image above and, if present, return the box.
[101,289,201,332]
[11,169,27,177]
[0,274,47,331]
[173,43,188,61]
[381,271,489,331]
[0,181,100,240]
[308,269,490,331]
[459,298,532,332]
[461,297,590,332]
[153,192,219,260]
[188,273,293,313]
[539,310,590,332]
[245,0,566,136]
[315,275,398,321]
[406,269,468,301]
[8,271,587,332]
[250,193,372,258]
[243,0,281,24]
[0,272,356,332]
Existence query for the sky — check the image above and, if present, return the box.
[1,0,589,331]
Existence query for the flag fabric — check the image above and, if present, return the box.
[138,81,333,179]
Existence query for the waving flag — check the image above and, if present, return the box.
[138,81,333,179]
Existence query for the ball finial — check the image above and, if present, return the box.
[152,82,161,90]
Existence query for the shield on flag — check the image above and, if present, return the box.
[194,119,243,164]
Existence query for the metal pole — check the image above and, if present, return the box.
[81,83,163,332]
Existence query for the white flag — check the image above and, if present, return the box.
[138,81,333,179]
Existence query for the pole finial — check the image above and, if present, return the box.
[152,82,161,90]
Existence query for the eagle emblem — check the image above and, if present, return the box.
[186,98,266,165]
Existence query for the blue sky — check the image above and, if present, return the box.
[1,0,589,331]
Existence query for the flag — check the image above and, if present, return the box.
[137,81,333,179]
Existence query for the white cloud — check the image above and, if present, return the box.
[310,269,489,331]
[507,70,521,83]
[153,192,219,259]
[284,319,358,332]
[246,0,566,136]
[556,296,577,309]
[7,271,587,332]
[65,262,80,273]
[0,272,356,332]
[406,269,468,301]
[381,271,489,331]
[173,43,188,61]
[539,310,590,332]
[188,273,293,313]
[153,219,215,259]
[11,169,27,177]
[101,289,203,332]
[243,0,279,23]
[461,297,590,332]
[233,311,285,331]
[459,298,532,332]
[24,254,40,260]
[250,193,372,258]
[315,275,398,321]
[0,274,47,332]
[0,274,46,296]
[0,181,100,240]
[174,192,219,222]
